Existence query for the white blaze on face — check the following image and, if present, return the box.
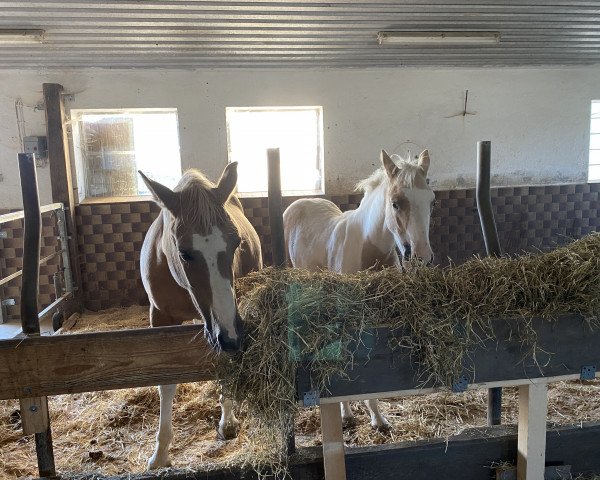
[192,229,237,340]
[402,188,435,263]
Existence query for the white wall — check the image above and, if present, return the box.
[0,67,598,209]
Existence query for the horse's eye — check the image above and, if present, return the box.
[392,202,399,211]
[179,250,193,262]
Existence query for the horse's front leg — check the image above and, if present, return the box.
[148,384,177,469]
[364,399,391,431]
[217,393,240,440]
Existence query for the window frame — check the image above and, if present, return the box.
[589,100,600,183]
[225,105,325,197]
[70,107,182,203]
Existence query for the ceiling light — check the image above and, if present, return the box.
[0,29,45,44]
[377,31,500,45]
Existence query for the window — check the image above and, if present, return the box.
[590,101,600,182]
[71,108,181,200]
[226,106,324,196]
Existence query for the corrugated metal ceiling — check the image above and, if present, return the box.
[1,1,600,68]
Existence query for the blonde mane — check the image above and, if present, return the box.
[173,169,230,233]
[355,154,422,193]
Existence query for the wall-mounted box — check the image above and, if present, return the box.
[24,136,48,158]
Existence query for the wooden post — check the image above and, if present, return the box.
[321,402,346,480]
[17,153,56,478]
[43,83,82,315]
[267,148,295,456]
[476,140,503,426]
[517,383,548,480]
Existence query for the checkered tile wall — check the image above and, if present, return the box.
[0,210,62,320]
[72,183,599,311]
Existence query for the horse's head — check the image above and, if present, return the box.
[381,149,435,267]
[140,163,244,354]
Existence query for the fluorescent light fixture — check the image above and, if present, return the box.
[0,29,45,44]
[377,31,500,45]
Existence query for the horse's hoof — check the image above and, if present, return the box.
[217,422,239,441]
[371,418,392,432]
[342,416,357,429]
[147,453,172,470]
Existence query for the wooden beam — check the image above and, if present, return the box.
[19,396,50,435]
[297,314,600,401]
[517,383,548,480]
[43,83,82,314]
[80,422,600,480]
[0,324,215,400]
[320,402,346,480]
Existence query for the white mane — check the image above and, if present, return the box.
[355,154,422,192]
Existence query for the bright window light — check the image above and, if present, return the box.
[226,106,324,196]
[71,108,181,200]
[590,101,600,183]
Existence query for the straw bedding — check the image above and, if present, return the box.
[1,233,599,478]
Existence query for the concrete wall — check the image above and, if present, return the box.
[0,67,598,208]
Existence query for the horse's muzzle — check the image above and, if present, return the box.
[217,333,242,354]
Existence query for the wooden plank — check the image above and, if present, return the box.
[297,314,600,400]
[67,422,600,480]
[43,83,82,313]
[517,383,548,480]
[19,396,50,435]
[320,402,346,480]
[0,324,215,400]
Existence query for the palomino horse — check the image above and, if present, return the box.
[139,163,262,469]
[283,149,434,429]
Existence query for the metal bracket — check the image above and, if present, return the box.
[581,365,596,380]
[62,93,75,102]
[302,390,320,407]
[1,298,16,306]
[452,374,470,393]
[0,230,7,239]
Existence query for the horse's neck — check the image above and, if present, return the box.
[349,183,395,253]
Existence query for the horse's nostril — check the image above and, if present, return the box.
[217,333,241,354]
[402,244,412,260]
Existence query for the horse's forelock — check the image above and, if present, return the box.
[356,154,423,193]
[170,169,232,235]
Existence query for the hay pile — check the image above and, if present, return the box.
[219,233,600,469]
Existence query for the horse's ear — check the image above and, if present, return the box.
[214,162,238,204]
[138,171,180,216]
[381,150,398,180]
[418,150,430,175]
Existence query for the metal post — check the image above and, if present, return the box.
[18,153,56,477]
[267,148,286,268]
[267,148,295,456]
[55,206,74,294]
[476,141,503,427]
[19,153,42,336]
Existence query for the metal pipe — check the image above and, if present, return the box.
[0,202,63,225]
[476,141,502,257]
[267,148,295,455]
[476,141,503,427]
[267,148,286,268]
[55,205,74,294]
[0,250,65,289]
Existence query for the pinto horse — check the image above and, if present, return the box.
[139,163,262,469]
[283,149,434,429]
